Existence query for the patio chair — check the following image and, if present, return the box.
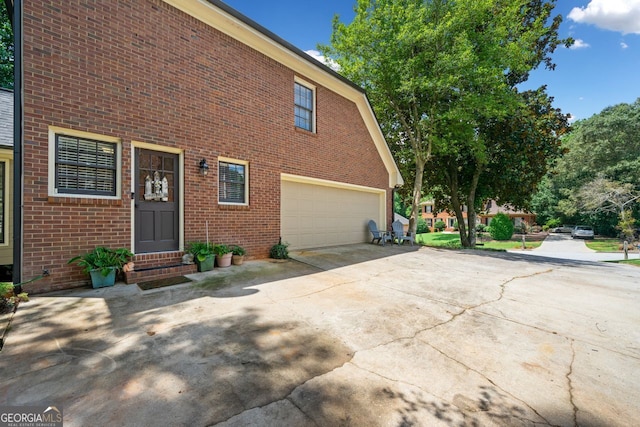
[392,220,415,246]
[368,220,392,245]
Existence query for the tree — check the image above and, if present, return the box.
[322,0,569,244]
[576,176,639,219]
[0,3,13,89]
[322,0,466,236]
[426,87,569,246]
[534,99,640,234]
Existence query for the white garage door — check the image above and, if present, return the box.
[281,177,386,249]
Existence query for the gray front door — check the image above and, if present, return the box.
[135,149,179,253]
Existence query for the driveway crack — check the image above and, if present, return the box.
[421,340,557,426]
[567,338,578,427]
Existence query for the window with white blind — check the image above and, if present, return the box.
[48,127,121,199]
[218,158,248,205]
[55,134,117,196]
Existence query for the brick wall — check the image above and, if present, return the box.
[21,0,392,293]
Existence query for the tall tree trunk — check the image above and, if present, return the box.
[409,157,427,237]
[447,162,470,247]
[464,162,483,247]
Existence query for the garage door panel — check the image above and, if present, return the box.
[281,180,384,250]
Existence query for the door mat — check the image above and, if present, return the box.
[137,276,192,291]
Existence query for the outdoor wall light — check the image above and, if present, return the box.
[199,158,210,176]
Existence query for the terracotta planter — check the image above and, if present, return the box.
[216,253,232,268]
[232,254,244,265]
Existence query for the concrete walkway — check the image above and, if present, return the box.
[1,244,639,426]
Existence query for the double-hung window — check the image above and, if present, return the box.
[49,127,121,199]
[294,80,314,132]
[218,158,248,205]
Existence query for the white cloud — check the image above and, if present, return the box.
[621,41,629,48]
[568,0,640,34]
[569,39,591,49]
[304,50,340,71]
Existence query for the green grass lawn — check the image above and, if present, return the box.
[585,238,622,252]
[416,232,542,250]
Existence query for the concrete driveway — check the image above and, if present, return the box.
[1,244,639,426]
[509,232,640,262]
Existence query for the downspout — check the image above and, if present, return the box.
[12,0,23,292]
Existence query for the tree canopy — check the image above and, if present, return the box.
[531,98,640,234]
[322,0,570,245]
[0,3,13,89]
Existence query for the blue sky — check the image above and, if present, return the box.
[222,0,640,122]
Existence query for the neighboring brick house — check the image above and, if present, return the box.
[479,200,536,228]
[0,89,13,279]
[14,0,403,292]
[420,200,535,231]
[420,201,468,231]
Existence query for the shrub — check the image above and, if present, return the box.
[0,283,29,314]
[516,222,530,234]
[546,218,561,229]
[452,221,459,231]
[489,213,514,240]
[416,217,430,234]
[476,223,487,232]
[434,220,446,232]
[269,238,289,259]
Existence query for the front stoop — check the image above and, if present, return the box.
[124,252,197,284]
[124,264,197,284]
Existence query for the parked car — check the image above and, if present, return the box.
[571,225,594,240]
[552,224,575,233]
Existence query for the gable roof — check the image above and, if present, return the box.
[0,88,13,148]
[162,0,403,188]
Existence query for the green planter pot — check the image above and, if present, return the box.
[196,254,215,272]
[90,268,116,288]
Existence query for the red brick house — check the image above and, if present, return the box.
[13,0,403,292]
[479,200,536,228]
[420,200,535,232]
[420,200,468,231]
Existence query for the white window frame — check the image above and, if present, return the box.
[294,77,316,133]
[48,126,122,199]
[0,159,7,245]
[218,156,249,206]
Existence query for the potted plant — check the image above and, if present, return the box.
[231,245,246,265]
[68,247,133,288]
[269,238,289,260]
[187,241,215,272]
[213,244,233,268]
